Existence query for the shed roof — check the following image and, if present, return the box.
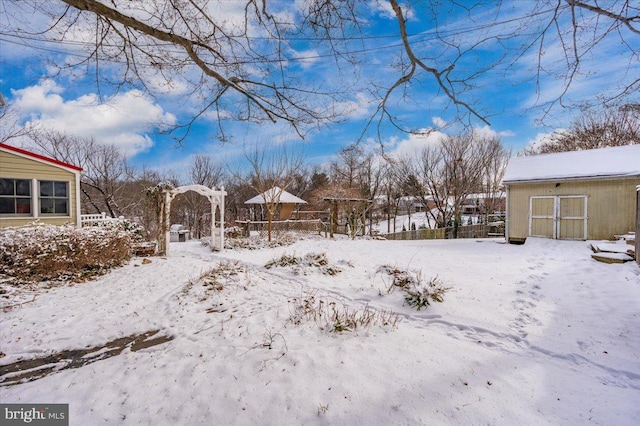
[503,144,640,184]
[0,142,83,173]
[244,187,307,205]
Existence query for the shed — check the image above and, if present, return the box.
[1,142,83,228]
[244,187,307,220]
[503,145,640,243]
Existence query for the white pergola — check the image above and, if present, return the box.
[163,184,226,254]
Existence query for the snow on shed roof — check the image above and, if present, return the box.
[244,186,307,204]
[503,144,640,184]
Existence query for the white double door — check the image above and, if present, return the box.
[529,195,587,240]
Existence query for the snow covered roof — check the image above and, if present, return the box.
[503,145,640,184]
[244,186,307,204]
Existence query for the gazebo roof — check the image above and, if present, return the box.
[244,187,307,205]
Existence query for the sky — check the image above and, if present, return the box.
[0,0,638,181]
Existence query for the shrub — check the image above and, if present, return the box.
[0,223,137,284]
[225,234,296,250]
[377,265,419,292]
[288,292,400,332]
[265,252,342,275]
[198,260,246,292]
[403,276,449,310]
[378,265,451,310]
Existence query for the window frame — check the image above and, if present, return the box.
[38,180,70,216]
[0,178,33,216]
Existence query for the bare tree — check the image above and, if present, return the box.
[330,144,369,190]
[482,139,511,217]
[0,103,28,143]
[400,131,507,236]
[329,143,386,236]
[525,107,640,154]
[3,1,636,140]
[243,143,305,242]
[27,129,131,217]
[3,0,353,142]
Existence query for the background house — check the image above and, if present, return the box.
[503,145,640,243]
[0,142,83,228]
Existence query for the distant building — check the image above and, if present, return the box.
[244,187,307,220]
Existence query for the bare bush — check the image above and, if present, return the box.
[198,261,247,293]
[265,252,342,275]
[377,265,420,293]
[225,234,296,250]
[288,292,400,333]
[0,223,137,284]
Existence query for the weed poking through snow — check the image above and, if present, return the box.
[378,265,451,310]
[198,260,247,293]
[288,291,400,332]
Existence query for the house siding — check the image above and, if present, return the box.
[506,177,639,242]
[0,150,79,228]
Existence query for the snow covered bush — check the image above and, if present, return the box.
[0,223,138,284]
[198,260,246,292]
[265,252,343,275]
[402,276,449,310]
[378,265,450,310]
[225,234,296,250]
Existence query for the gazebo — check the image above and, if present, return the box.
[244,186,307,220]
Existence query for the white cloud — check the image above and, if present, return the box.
[432,117,447,129]
[471,125,495,139]
[524,130,564,153]
[368,0,416,20]
[388,123,516,160]
[12,80,176,157]
[290,48,321,70]
[334,92,375,120]
[387,128,444,160]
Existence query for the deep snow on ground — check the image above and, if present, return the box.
[1,236,639,425]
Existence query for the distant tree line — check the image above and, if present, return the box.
[16,107,636,241]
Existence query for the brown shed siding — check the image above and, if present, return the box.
[0,150,79,228]
[507,177,640,242]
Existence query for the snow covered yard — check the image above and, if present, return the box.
[1,237,639,425]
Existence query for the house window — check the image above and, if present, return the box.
[0,178,32,215]
[39,180,69,215]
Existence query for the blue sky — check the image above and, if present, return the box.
[1,1,638,180]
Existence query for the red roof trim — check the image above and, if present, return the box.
[0,142,83,172]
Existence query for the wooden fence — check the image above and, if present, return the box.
[237,219,324,237]
[384,223,503,241]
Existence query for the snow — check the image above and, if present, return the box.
[1,237,639,425]
[503,145,640,183]
[244,187,307,204]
